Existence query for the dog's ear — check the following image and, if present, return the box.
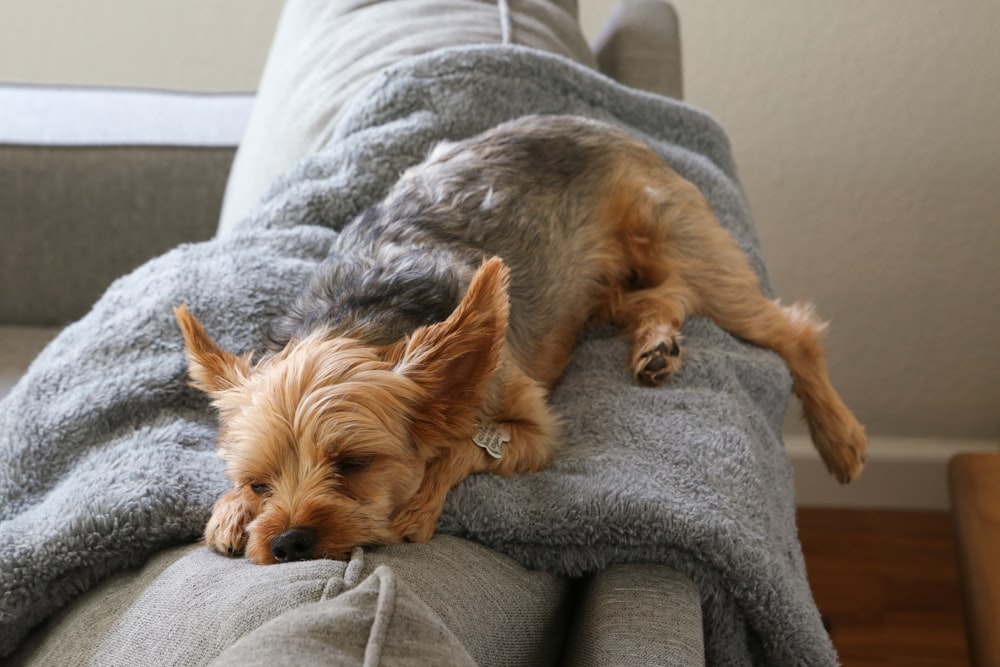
[396,257,510,433]
[173,304,250,394]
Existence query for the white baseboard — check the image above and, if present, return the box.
[785,435,999,510]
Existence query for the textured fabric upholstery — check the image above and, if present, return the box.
[563,563,705,666]
[11,538,573,667]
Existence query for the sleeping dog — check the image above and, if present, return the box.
[175,114,866,563]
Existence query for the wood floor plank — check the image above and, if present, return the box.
[797,508,969,667]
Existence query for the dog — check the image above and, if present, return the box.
[175,114,867,564]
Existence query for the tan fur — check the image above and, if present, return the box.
[175,259,556,562]
[176,116,866,563]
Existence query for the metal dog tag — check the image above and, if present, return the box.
[473,420,511,459]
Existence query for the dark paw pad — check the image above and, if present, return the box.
[635,340,682,386]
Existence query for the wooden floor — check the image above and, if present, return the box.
[797,508,970,667]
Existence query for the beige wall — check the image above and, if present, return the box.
[2,1,998,450]
[0,0,283,91]
[586,1,1000,446]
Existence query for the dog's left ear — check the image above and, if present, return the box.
[396,257,510,432]
[173,304,251,394]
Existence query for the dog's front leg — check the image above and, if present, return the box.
[204,484,259,557]
[390,448,481,543]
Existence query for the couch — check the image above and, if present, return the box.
[1,1,830,665]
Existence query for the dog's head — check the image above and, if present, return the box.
[175,258,509,563]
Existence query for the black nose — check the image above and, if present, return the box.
[270,527,317,562]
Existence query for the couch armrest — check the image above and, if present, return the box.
[592,0,683,100]
[0,85,253,326]
[562,563,704,666]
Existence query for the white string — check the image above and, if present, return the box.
[497,0,513,44]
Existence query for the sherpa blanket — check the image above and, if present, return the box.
[0,46,835,665]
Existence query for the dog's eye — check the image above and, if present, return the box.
[249,482,270,495]
[334,459,368,475]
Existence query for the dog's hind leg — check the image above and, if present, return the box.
[610,167,867,483]
[603,168,707,388]
[615,277,691,386]
[703,290,867,483]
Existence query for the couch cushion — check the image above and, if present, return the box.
[8,544,199,667]
[362,538,574,665]
[11,536,571,667]
[212,566,477,667]
[0,85,253,325]
[218,0,597,235]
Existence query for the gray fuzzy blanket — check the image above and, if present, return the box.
[0,46,835,665]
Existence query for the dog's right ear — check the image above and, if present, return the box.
[393,258,510,438]
[173,304,250,394]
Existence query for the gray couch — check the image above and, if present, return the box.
[3,1,710,665]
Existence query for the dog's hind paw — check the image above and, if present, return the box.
[632,332,684,386]
[814,418,868,484]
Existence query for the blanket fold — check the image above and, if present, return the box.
[0,45,835,665]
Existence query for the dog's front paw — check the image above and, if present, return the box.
[632,331,684,386]
[204,488,257,557]
[390,504,439,544]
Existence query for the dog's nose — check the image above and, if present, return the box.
[270,527,317,562]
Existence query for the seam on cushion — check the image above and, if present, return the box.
[320,546,366,600]
[362,566,397,667]
[344,546,367,587]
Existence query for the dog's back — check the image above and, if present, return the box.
[275,115,664,385]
